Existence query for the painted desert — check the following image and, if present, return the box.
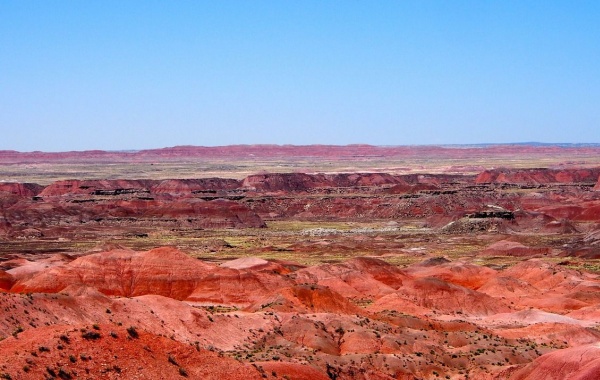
[2,144,600,379]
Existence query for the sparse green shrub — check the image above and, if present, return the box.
[178,367,188,377]
[126,326,139,339]
[81,330,101,340]
[168,355,178,366]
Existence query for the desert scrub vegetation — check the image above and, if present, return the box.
[127,326,139,338]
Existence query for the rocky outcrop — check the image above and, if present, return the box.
[38,179,153,197]
[4,194,265,230]
[242,172,402,192]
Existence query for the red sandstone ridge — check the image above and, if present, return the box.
[595,176,600,190]
[4,192,265,231]
[241,172,402,193]
[0,182,44,196]
[39,178,241,197]
[475,168,600,184]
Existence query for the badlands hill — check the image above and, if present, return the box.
[1,247,600,379]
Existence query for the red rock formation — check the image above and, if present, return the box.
[405,260,498,289]
[0,182,43,196]
[221,257,291,274]
[39,179,153,197]
[150,178,241,195]
[511,344,600,380]
[1,250,600,378]
[11,247,216,298]
[251,284,362,314]
[186,267,292,308]
[242,172,402,192]
[5,195,265,229]
[0,216,10,236]
[255,362,330,380]
[476,167,600,184]
[0,324,261,380]
[480,240,550,257]
[293,257,408,299]
[0,270,13,290]
[393,276,511,316]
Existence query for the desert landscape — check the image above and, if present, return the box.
[0,144,599,379]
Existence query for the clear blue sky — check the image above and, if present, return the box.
[1,1,598,151]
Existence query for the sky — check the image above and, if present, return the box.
[1,1,599,152]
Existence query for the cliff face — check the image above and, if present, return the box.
[2,178,265,234]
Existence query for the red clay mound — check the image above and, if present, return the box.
[0,182,44,196]
[293,257,408,299]
[11,247,216,299]
[0,270,13,290]
[186,268,292,307]
[0,324,261,380]
[386,182,439,194]
[38,179,153,197]
[242,173,329,192]
[511,343,600,380]
[535,201,600,223]
[542,219,580,234]
[395,277,510,316]
[251,284,362,314]
[0,216,10,235]
[405,260,497,289]
[221,257,291,274]
[475,168,600,184]
[496,323,600,347]
[4,254,75,283]
[256,362,330,380]
[501,260,585,292]
[150,178,241,195]
[478,276,542,298]
[481,240,550,257]
[595,176,600,190]
[241,172,402,193]
[576,201,600,221]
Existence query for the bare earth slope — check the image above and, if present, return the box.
[2,247,600,379]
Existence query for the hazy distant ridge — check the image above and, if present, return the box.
[1,143,600,164]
